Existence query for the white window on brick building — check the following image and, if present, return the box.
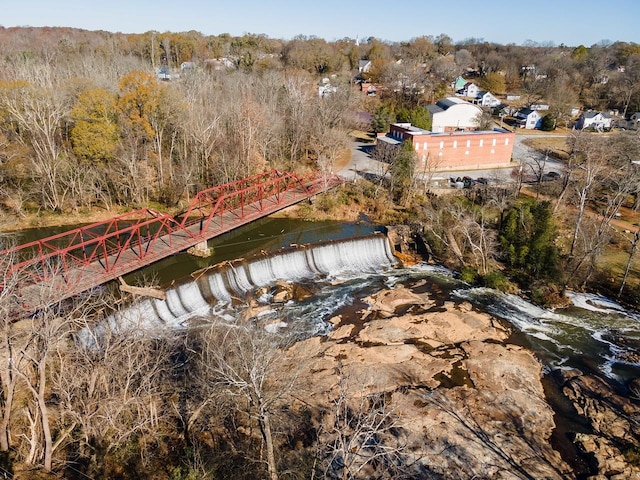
[505,138,510,145]
[415,142,420,150]
[453,140,458,148]
[479,139,484,147]
[439,141,444,149]
[492,138,497,146]
[466,140,471,147]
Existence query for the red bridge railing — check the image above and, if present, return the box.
[0,169,342,315]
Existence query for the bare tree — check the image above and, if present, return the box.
[0,82,71,212]
[566,135,610,257]
[473,109,494,131]
[319,365,408,480]
[0,241,24,454]
[441,203,497,276]
[563,135,638,287]
[10,299,83,471]
[618,229,640,298]
[192,323,299,480]
[52,308,174,473]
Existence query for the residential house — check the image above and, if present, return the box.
[360,82,379,96]
[452,76,468,91]
[205,57,236,70]
[575,111,612,131]
[318,79,337,98]
[156,66,174,81]
[501,105,519,116]
[514,108,542,129]
[358,60,372,74]
[477,90,501,108]
[456,82,480,99]
[531,104,550,111]
[426,97,483,133]
[378,122,514,171]
[506,94,521,101]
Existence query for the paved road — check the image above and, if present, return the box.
[338,139,388,182]
[339,133,568,186]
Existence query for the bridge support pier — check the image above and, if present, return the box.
[188,240,214,258]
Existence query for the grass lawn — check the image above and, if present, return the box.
[522,136,571,160]
[597,245,640,293]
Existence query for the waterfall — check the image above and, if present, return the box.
[77,233,398,345]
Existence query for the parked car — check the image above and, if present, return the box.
[541,171,562,181]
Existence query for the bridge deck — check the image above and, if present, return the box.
[8,172,342,317]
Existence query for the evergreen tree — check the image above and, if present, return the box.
[389,142,417,205]
[371,105,395,133]
[540,114,557,131]
[499,200,560,281]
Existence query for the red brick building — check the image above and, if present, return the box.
[379,123,515,172]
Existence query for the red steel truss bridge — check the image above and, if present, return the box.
[0,170,342,317]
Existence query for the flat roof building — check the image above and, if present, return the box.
[378,123,515,172]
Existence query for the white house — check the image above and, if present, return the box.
[318,80,337,98]
[205,57,236,70]
[576,111,612,131]
[426,97,483,133]
[531,104,550,111]
[477,91,501,108]
[514,108,542,129]
[358,60,372,73]
[456,82,480,98]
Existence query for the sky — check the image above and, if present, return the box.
[1,0,638,47]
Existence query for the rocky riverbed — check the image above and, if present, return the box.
[264,280,640,479]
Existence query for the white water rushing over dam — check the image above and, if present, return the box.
[78,233,398,344]
[77,233,639,386]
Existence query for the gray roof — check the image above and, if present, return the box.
[583,111,611,119]
[426,104,444,115]
[436,98,461,110]
[518,108,535,116]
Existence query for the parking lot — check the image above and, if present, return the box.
[341,134,567,189]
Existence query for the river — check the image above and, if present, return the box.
[13,218,640,477]
[15,217,639,386]
[50,217,636,390]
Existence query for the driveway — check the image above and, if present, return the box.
[338,139,389,182]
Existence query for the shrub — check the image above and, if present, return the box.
[459,266,479,284]
[480,270,516,292]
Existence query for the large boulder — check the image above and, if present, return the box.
[282,284,572,479]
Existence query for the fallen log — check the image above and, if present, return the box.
[118,277,166,300]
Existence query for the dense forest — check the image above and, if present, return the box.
[1,26,640,479]
[0,27,639,217]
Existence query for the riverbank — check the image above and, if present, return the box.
[0,206,129,234]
